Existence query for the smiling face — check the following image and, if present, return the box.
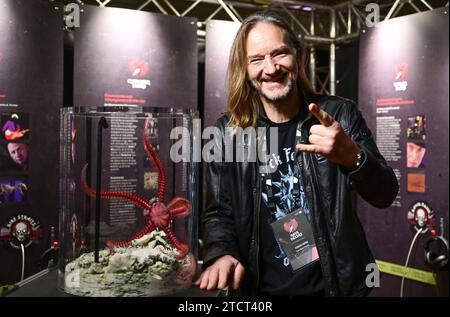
[246,22,298,103]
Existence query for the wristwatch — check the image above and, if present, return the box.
[354,149,365,169]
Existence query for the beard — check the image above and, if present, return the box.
[250,69,297,102]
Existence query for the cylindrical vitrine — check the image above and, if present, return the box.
[58,106,198,296]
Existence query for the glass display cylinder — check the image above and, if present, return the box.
[58,106,198,297]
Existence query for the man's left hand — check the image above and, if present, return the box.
[296,103,360,169]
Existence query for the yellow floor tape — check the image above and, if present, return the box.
[375,259,436,285]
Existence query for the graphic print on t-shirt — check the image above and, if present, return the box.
[261,145,311,268]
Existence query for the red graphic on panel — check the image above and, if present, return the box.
[128,60,149,77]
[394,63,409,81]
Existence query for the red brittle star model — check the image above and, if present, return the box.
[81,116,191,259]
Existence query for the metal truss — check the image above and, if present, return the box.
[79,0,447,95]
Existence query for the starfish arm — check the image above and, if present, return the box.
[81,164,152,210]
[166,197,191,217]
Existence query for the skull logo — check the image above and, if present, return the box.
[13,221,30,242]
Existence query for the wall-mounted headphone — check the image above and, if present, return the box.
[424,234,449,271]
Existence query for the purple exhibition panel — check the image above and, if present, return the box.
[358,8,448,296]
[204,20,240,129]
[74,5,197,109]
[202,20,240,211]
[0,0,63,284]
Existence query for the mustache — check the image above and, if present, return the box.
[260,70,289,82]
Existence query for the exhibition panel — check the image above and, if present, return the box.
[0,0,63,285]
[358,7,449,296]
[73,5,198,110]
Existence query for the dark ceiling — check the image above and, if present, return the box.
[68,0,447,49]
[76,0,447,22]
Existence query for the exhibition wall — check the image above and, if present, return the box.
[203,20,240,129]
[0,0,63,284]
[202,20,239,211]
[358,7,449,296]
[74,5,198,109]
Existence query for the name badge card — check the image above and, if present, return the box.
[270,208,319,271]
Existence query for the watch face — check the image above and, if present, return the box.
[356,151,364,167]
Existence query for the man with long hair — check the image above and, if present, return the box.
[196,10,398,296]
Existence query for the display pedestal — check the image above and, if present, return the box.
[6,266,217,297]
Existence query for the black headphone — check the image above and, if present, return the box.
[424,234,449,271]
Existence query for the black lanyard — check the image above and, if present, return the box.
[262,120,303,218]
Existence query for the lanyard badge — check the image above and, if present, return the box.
[264,120,319,271]
[270,208,319,271]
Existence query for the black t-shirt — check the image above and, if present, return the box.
[259,115,324,297]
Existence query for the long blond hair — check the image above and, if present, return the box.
[227,10,315,128]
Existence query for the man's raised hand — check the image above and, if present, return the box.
[296,103,360,169]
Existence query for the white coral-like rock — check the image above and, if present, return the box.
[132,233,152,247]
[130,247,161,263]
[106,253,137,273]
